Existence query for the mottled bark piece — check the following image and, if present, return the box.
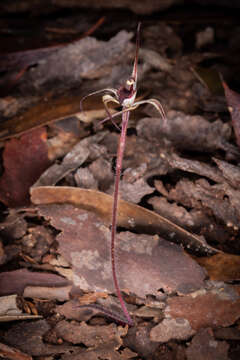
[37,203,205,297]
[55,321,121,347]
[150,318,195,343]
[137,112,232,153]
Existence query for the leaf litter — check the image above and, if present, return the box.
[1,12,240,360]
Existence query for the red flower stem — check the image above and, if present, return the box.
[111,109,134,326]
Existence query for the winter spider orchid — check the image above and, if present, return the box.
[80,23,166,326]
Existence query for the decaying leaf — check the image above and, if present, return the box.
[21,30,133,90]
[213,157,240,189]
[3,319,75,356]
[108,178,154,204]
[149,196,202,230]
[166,283,240,330]
[186,328,229,360]
[166,178,240,229]
[55,321,121,347]
[167,153,224,184]
[0,342,32,360]
[222,78,240,148]
[37,203,206,297]
[0,127,50,207]
[196,253,240,281]
[31,186,218,255]
[33,131,107,187]
[56,300,103,322]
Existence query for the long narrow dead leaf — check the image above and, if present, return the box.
[30,186,218,256]
[0,94,99,140]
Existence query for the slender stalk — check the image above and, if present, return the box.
[78,23,164,327]
[111,109,133,326]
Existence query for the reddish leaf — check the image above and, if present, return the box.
[222,79,240,148]
[0,127,51,207]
